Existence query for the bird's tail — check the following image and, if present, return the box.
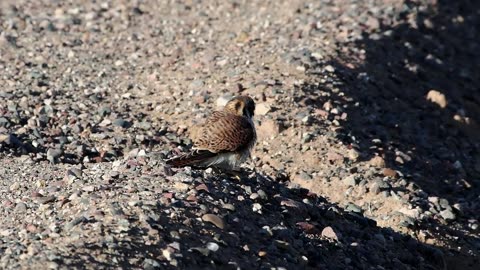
[165,149,217,167]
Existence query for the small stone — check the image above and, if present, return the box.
[99,118,112,127]
[298,171,312,181]
[82,185,95,192]
[428,196,439,204]
[311,52,323,59]
[321,226,338,240]
[189,79,204,89]
[327,151,344,162]
[370,182,381,195]
[440,209,456,220]
[274,240,290,250]
[9,182,20,191]
[64,216,87,230]
[202,214,225,229]
[347,149,360,161]
[439,198,450,209]
[195,183,210,193]
[216,94,233,107]
[280,199,307,215]
[66,168,83,179]
[426,90,447,108]
[190,247,210,256]
[222,203,235,211]
[343,175,357,186]
[15,202,27,212]
[47,148,63,163]
[162,248,173,261]
[193,95,206,104]
[346,203,362,213]
[143,258,161,269]
[206,242,219,252]
[0,229,12,237]
[255,103,271,115]
[324,65,335,73]
[452,160,462,170]
[257,190,267,200]
[383,168,397,178]
[258,119,281,138]
[113,118,131,128]
[128,148,140,158]
[296,222,319,234]
[252,203,262,212]
[398,207,421,219]
[36,195,56,204]
[369,156,386,168]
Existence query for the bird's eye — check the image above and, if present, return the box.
[235,101,242,111]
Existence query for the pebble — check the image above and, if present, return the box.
[250,193,260,200]
[439,198,450,209]
[15,202,27,212]
[252,203,262,212]
[258,119,281,137]
[257,190,267,199]
[258,251,267,257]
[9,182,20,191]
[296,222,319,234]
[440,209,456,220]
[321,226,338,240]
[324,65,335,73]
[64,216,87,231]
[370,183,381,195]
[343,175,357,186]
[36,195,56,204]
[256,103,271,115]
[216,94,233,107]
[369,156,386,168]
[426,90,447,108]
[202,214,225,229]
[143,259,161,270]
[222,204,235,211]
[47,148,63,163]
[347,149,360,161]
[280,199,307,215]
[113,118,131,128]
[206,242,219,252]
[345,203,362,213]
[383,168,397,178]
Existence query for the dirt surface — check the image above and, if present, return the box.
[1,0,479,269]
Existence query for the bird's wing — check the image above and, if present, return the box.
[165,149,217,167]
[192,111,254,153]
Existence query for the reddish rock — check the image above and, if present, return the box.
[296,222,320,234]
[383,168,398,178]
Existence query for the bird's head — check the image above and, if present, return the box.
[224,96,256,119]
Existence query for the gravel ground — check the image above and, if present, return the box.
[1,0,479,269]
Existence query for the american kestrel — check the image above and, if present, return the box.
[166,96,256,172]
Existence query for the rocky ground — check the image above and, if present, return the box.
[1,0,479,269]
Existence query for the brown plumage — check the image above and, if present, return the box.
[166,96,256,171]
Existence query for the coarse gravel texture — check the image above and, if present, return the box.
[1,0,479,269]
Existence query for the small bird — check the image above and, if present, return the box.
[166,95,256,172]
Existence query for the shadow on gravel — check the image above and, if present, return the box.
[61,170,445,269]
[301,0,479,269]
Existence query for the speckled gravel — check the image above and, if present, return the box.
[1,0,479,269]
